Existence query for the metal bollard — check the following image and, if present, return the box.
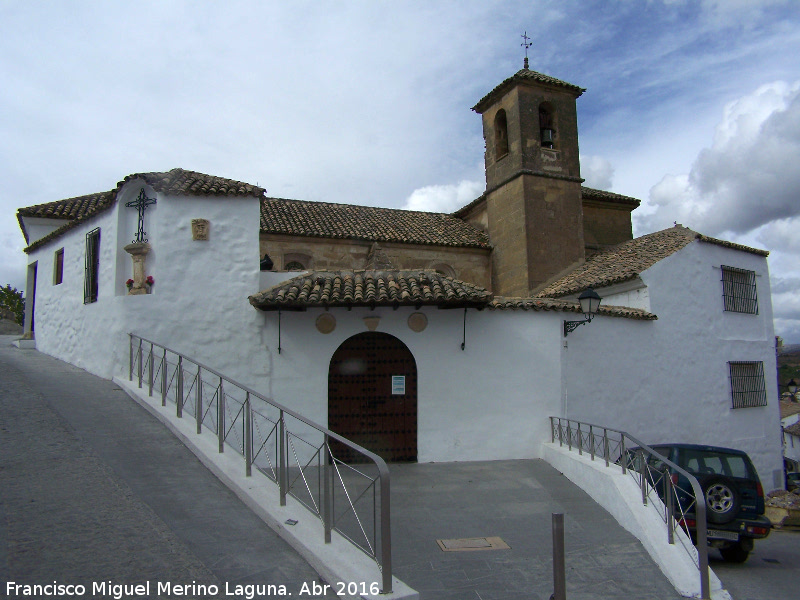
[552,513,566,600]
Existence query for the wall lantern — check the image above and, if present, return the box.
[563,288,601,337]
[788,379,798,403]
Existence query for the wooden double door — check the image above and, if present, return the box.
[328,332,417,462]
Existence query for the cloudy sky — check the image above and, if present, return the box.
[2,1,799,341]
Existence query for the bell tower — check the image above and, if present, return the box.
[473,66,586,296]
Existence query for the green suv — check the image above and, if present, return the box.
[628,443,771,563]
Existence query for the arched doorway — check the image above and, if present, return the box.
[328,332,417,462]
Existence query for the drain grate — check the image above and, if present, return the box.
[436,536,510,552]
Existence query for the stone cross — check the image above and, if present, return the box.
[125,188,157,243]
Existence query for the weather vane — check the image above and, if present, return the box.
[125,188,157,244]
[521,31,532,69]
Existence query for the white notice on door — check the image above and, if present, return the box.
[392,375,405,395]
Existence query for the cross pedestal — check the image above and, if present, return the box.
[124,242,151,295]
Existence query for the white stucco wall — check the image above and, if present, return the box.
[257,306,564,463]
[563,240,784,490]
[26,179,263,391]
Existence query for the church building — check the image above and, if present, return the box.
[16,65,784,489]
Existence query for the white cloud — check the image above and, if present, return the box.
[403,180,484,214]
[580,155,614,190]
[639,81,800,236]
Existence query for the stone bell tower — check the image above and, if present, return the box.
[472,66,586,296]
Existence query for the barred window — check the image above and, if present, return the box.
[84,228,100,304]
[721,266,758,314]
[729,361,767,409]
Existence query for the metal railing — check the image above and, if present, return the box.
[129,334,392,593]
[549,417,710,600]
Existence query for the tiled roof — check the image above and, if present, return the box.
[117,168,265,197]
[785,421,800,437]
[17,191,112,221]
[17,191,116,244]
[536,225,769,298]
[473,68,585,113]
[581,187,640,208]
[452,186,639,219]
[21,168,265,252]
[249,270,493,311]
[260,197,491,249]
[489,297,657,320]
[780,398,800,420]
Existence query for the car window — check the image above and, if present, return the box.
[679,449,750,478]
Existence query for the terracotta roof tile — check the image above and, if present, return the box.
[580,187,641,208]
[536,225,768,298]
[489,297,657,320]
[785,421,800,437]
[473,68,585,114]
[249,270,493,310]
[118,168,265,197]
[260,197,491,249]
[780,399,800,420]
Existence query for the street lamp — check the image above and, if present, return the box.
[563,288,602,337]
[788,378,798,403]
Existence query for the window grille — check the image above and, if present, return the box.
[728,361,767,409]
[721,266,758,314]
[84,228,100,304]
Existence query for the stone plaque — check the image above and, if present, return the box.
[191,219,210,241]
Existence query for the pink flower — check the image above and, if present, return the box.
[126,279,134,289]
[145,276,155,286]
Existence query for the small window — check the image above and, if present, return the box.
[721,266,758,314]
[539,103,555,149]
[728,361,767,409]
[84,228,100,304]
[54,248,64,285]
[494,109,509,159]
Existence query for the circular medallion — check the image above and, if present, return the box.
[316,313,336,334]
[407,312,428,332]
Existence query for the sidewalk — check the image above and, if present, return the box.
[1,337,684,600]
[0,336,336,599]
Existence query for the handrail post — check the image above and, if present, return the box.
[137,338,143,388]
[550,417,555,443]
[161,349,167,406]
[176,356,184,418]
[589,425,595,461]
[603,428,609,467]
[639,449,648,506]
[244,392,252,477]
[558,418,563,447]
[218,377,225,453]
[620,436,627,475]
[147,343,154,397]
[666,474,674,545]
[279,410,287,506]
[577,422,583,455]
[567,422,572,451]
[195,365,202,434]
[323,435,332,543]
[128,335,133,380]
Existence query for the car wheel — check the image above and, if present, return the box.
[701,476,740,524]
[719,542,749,563]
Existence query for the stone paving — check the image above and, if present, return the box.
[1,336,687,600]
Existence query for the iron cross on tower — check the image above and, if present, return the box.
[521,31,532,69]
[125,188,157,244]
